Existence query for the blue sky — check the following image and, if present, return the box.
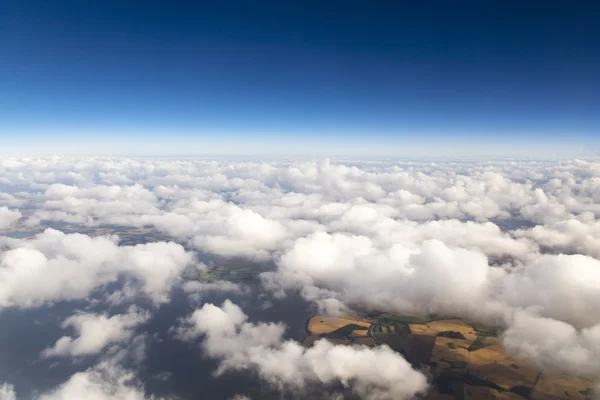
[1,1,599,156]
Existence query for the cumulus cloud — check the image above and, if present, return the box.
[175,300,429,400]
[0,384,16,400]
[0,229,193,307]
[2,156,600,391]
[42,306,150,358]
[266,234,501,319]
[5,157,600,260]
[229,395,251,400]
[38,360,163,400]
[502,311,600,379]
[516,219,600,259]
[0,207,20,231]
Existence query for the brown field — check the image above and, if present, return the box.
[302,334,320,347]
[353,337,376,346]
[464,384,522,399]
[305,314,597,400]
[349,330,370,338]
[423,392,455,400]
[471,362,538,390]
[403,335,437,365]
[307,316,371,335]
[483,336,501,346]
[496,358,539,384]
[426,319,478,342]
[409,324,438,336]
[532,374,595,400]
[468,345,508,366]
[435,336,473,351]
[430,337,469,374]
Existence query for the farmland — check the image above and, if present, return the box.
[303,313,596,399]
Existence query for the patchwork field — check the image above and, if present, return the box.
[531,374,596,399]
[307,315,371,335]
[303,313,597,399]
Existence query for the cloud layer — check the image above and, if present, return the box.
[1,156,600,398]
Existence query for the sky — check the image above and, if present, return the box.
[1,1,599,157]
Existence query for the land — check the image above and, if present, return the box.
[303,313,596,399]
[184,258,268,284]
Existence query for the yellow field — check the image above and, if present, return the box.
[483,336,501,346]
[464,384,522,399]
[353,337,376,346]
[307,315,371,335]
[468,345,508,366]
[350,329,370,337]
[532,374,594,399]
[497,358,539,384]
[471,361,538,390]
[426,319,478,342]
[430,337,469,374]
[409,324,438,336]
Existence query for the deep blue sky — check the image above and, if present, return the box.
[1,1,599,156]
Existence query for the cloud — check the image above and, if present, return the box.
[516,219,600,259]
[38,360,164,400]
[502,311,600,379]
[229,395,251,400]
[42,306,149,358]
[267,234,501,319]
[0,229,193,307]
[0,384,16,400]
[176,300,429,400]
[0,207,21,230]
[2,156,600,391]
[6,157,600,261]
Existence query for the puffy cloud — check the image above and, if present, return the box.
[190,205,288,260]
[0,228,193,307]
[229,395,251,400]
[2,156,600,388]
[0,207,20,230]
[38,360,163,400]
[499,254,600,329]
[176,300,429,400]
[270,230,600,329]
[42,307,149,358]
[268,234,500,319]
[0,384,16,400]
[516,219,600,259]
[502,311,600,379]
[5,156,600,261]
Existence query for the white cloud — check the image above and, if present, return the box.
[0,207,21,230]
[38,360,163,400]
[0,384,16,400]
[42,307,149,358]
[176,300,429,400]
[2,156,600,385]
[502,311,600,379]
[516,219,600,259]
[0,228,193,307]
